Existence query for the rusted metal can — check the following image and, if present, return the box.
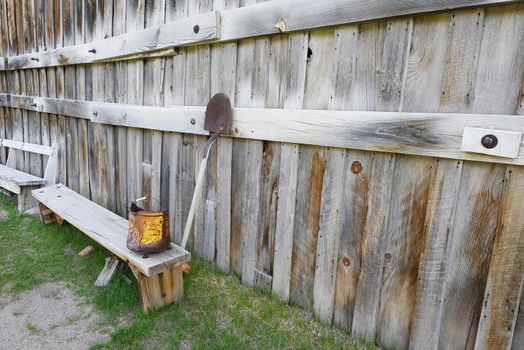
[127,202,170,254]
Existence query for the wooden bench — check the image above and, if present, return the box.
[0,138,57,212]
[32,184,191,313]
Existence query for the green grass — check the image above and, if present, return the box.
[0,194,375,350]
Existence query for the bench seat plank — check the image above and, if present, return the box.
[32,184,191,277]
[0,164,47,187]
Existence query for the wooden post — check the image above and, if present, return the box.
[130,264,184,314]
[18,184,39,213]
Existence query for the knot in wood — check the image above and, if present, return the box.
[342,257,351,267]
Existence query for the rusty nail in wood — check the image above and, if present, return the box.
[481,134,498,149]
[31,57,39,61]
[190,118,196,125]
[342,257,351,267]
[193,24,200,33]
[351,160,362,174]
[88,48,96,53]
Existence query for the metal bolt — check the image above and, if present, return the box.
[193,24,200,33]
[190,118,196,125]
[351,161,362,174]
[481,134,498,149]
[183,140,189,146]
[30,103,37,107]
[384,253,392,261]
[31,57,39,62]
[88,48,96,53]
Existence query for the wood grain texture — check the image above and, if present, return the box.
[472,4,524,349]
[6,10,219,69]
[437,163,506,349]
[351,17,410,342]
[271,31,308,301]
[2,2,524,348]
[32,184,190,277]
[4,93,524,166]
[409,159,463,350]
[474,167,524,349]
[2,0,519,70]
[287,31,321,309]
[211,0,239,273]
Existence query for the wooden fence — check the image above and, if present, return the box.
[1,1,523,349]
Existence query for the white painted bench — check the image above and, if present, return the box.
[0,138,57,212]
[32,184,191,313]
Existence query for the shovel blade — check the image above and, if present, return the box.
[204,93,232,135]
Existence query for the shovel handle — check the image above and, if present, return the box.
[180,135,218,249]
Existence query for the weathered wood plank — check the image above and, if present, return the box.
[4,93,524,166]
[112,0,128,217]
[211,0,238,272]
[0,138,53,155]
[409,158,463,350]
[143,0,166,213]
[32,184,190,277]
[409,9,484,349]
[269,30,305,299]
[308,28,340,323]
[125,0,145,215]
[473,4,524,349]
[437,163,506,349]
[474,167,524,349]
[6,10,219,69]
[3,0,520,70]
[162,0,188,245]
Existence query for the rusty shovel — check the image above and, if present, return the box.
[180,93,232,249]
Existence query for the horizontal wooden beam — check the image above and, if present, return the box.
[1,93,523,166]
[5,11,220,70]
[0,138,54,156]
[1,0,518,70]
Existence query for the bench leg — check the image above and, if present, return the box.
[36,202,65,225]
[130,265,184,314]
[37,202,55,225]
[18,185,39,213]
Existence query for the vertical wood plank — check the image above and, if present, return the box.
[126,0,145,210]
[143,0,165,212]
[473,4,524,349]
[309,28,340,324]
[163,0,187,244]
[113,0,128,216]
[240,34,269,287]
[270,31,308,300]
[330,24,369,331]
[475,167,524,350]
[183,0,211,255]
[211,0,239,271]
[351,18,410,341]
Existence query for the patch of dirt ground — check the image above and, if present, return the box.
[0,283,113,349]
